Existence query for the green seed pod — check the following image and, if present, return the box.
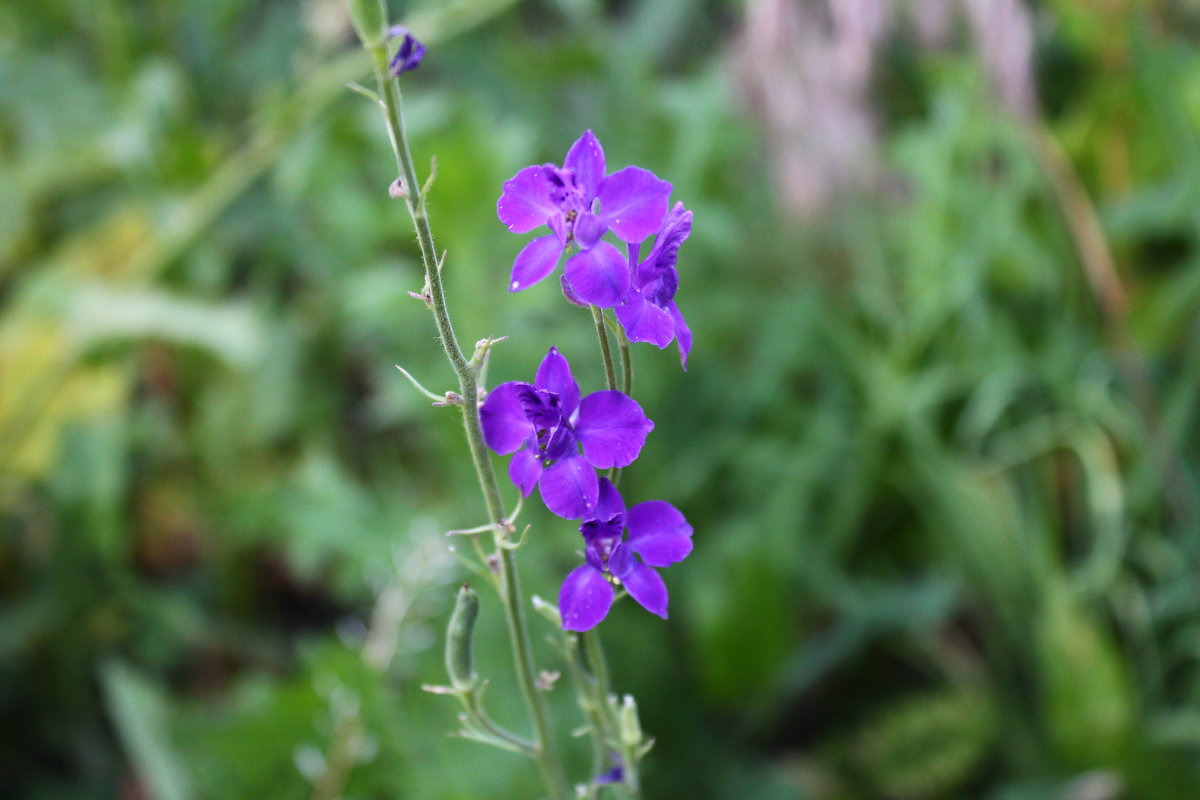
[345,0,387,48]
[445,584,480,692]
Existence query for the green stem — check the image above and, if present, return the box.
[582,631,641,798]
[618,332,633,397]
[463,691,537,755]
[591,305,624,483]
[600,312,634,396]
[564,635,609,800]
[367,44,569,800]
[591,305,619,391]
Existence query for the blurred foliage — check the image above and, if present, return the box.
[3,0,1200,798]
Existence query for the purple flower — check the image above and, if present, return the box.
[615,202,694,369]
[559,479,692,631]
[480,348,654,519]
[387,26,426,75]
[496,131,673,307]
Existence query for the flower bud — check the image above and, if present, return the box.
[618,694,643,748]
[445,584,479,692]
[345,0,387,48]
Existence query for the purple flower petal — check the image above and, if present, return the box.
[539,455,599,518]
[642,202,692,277]
[543,423,578,462]
[615,292,674,348]
[534,347,581,417]
[497,165,559,234]
[559,564,614,631]
[509,235,563,292]
[575,391,654,469]
[560,274,588,308]
[626,501,693,567]
[572,211,608,250]
[669,301,692,370]
[612,553,669,619]
[642,267,679,307]
[564,130,606,201]
[479,382,533,454]
[580,479,625,547]
[508,447,542,496]
[563,241,629,308]
[597,167,672,244]
[548,212,569,245]
[593,477,626,522]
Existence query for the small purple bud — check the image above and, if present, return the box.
[387,26,426,75]
[595,755,624,785]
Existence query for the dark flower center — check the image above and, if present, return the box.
[580,514,625,568]
[545,166,591,244]
[516,385,578,466]
[642,268,678,307]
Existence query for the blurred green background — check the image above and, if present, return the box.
[4,0,1200,797]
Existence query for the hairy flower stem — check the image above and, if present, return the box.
[618,333,633,397]
[563,636,611,800]
[583,630,642,798]
[365,44,569,800]
[590,305,619,392]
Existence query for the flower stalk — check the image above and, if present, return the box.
[616,325,633,397]
[590,307,623,485]
[358,26,570,800]
[591,305,619,392]
[585,630,644,798]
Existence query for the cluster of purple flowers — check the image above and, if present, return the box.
[497,131,693,369]
[480,348,692,631]
[482,131,695,632]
